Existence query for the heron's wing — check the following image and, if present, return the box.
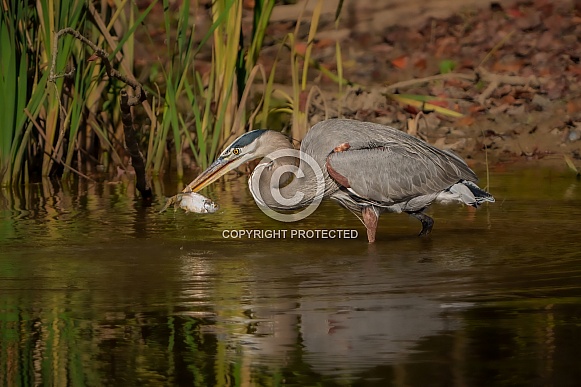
[326,141,476,204]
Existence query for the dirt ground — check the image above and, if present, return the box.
[139,0,581,171]
[262,0,581,170]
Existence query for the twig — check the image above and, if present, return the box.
[384,66,546,106]
[48,28,146,106]
[385,67,545,93]
[25,108,95,182]
[86,2,157,129]
[384,73,474,93]
[477,79,500,106]
[475,67,544,105]
[49,27,152,202]
[120,91,152,200]
[479,30,516,67]
[46,152,96,182]
[24,108,47,142]
[475,66,543,88]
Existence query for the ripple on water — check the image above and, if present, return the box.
[0,169,581,385]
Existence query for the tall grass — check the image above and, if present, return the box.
[0,0,344,186]
[0,1,49,185]
[148,0,196,178]
[0,0,132,185]
[263,0,328,140]
[182,0,274,171]
[145,0,275,177]
[38,0,87,177]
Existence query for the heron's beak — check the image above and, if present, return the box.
[186,157,238,192]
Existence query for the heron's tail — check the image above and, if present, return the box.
[461,180,495,207]
[437,180,495,207]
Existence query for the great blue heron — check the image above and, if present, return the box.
[185,119,494,242]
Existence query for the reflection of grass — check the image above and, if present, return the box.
[563,155,580,178]
[2,168,579,384]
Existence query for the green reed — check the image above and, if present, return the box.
[0,1,49,186]
[0,0,345,186]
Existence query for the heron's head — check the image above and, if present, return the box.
[188,130,291,192]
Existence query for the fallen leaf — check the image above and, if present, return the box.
[404,105,420,114]
[501,95,516,105]
[538,67,552,77]
[414,57,427,70]
[567,99,581,115]
[506,8,525,18]
[371,43,393,55]
[456,116,476,127]
[294,42,307,56]
[444,78,469,88]
[492,61,524,73]
[469,105,486,114]
[87,53,99,62]
[567,65,581,76]
[489,104,510,115]
[391,55,409,69]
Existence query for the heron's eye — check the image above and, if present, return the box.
[232,148,241,155]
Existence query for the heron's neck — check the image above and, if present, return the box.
[249,145,321,211]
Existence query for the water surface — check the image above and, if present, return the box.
[1,168,581,386]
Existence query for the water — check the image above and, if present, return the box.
[1,168,581,386]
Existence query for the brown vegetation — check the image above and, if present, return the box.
[252,0,581,167]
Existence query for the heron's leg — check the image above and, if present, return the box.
[362,207,379,243]
[408,211,434,236]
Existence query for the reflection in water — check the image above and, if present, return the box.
[1,169,581,385]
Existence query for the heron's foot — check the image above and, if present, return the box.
[366,228,376,243]
[363,207,379,243]
[408,211,434,237]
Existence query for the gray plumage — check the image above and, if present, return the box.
[188,118,495,242]
[307,120,481,213]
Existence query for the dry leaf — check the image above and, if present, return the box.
[294,43,307,56]
[414,57,427,70]
[391,55,409,70]
[567,100,581,115]
[456,116,476,127]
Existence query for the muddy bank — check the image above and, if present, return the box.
[260,0,581,169]
[136,0,581,171]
